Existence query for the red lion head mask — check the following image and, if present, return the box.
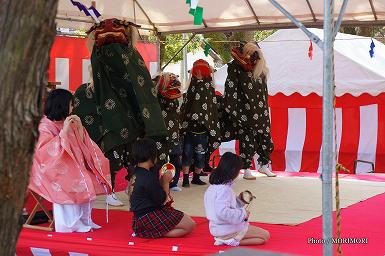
[191,59,212,79]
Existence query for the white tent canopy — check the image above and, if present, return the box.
[214,28,385,96]
[57,0,385,33]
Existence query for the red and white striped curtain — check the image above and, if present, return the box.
[48,36,159,92]
[215,93,385,174]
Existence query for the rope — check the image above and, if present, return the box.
[329,1,343,255]
[329,2,350,254]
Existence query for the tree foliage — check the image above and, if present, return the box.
[154,33,202,66]
[204,30,275,63]
[158,30,275,65]
[340,26,384,37]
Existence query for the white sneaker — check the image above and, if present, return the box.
[91,222,102,229]
[106,193,124,206]
[243,169,256,180]
[170,186,182,192]
[259,165,276,177]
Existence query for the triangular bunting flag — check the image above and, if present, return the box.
[193,6,203,25]
[190,0,199,9]
[369,38,375,58]
[204,43,211,56]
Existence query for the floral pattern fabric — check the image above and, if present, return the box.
[74,42,169,178]
[73,42,167,155]
[220,61,274,168]
[181,77,221,155]
[156,92,182,162]
[29,117,112,204]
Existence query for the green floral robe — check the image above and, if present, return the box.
[220,61,274,168]
[73,42,167,185]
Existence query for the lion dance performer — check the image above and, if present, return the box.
[181,59,221,187]
[73,19,168,205]
[153,72,184,191]
[220,42,275,179]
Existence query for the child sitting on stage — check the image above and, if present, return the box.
[129,138,196,238]
[204,152,270,246]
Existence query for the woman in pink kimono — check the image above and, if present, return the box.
[29,89,112,232]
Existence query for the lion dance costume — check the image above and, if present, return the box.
[153,72,183,189]
[180,59,221,186]
[220,42,275,179]
[73,19,168,204]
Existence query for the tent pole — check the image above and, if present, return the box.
[322,0,334,255]
[268,0,323,49]
[157,39,161,73]
[181,33,188,84]
[268,0,338,255]
[334,0,349,37]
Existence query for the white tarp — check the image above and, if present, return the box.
[215,28,385,96]
[57,0,385,33]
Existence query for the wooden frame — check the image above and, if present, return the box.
[23,191,54,231]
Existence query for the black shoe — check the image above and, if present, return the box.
[204,166,213,173]
[191,177,207,185]
[191,173,207,185]
[199,172,208,177]
[182,174,190,187]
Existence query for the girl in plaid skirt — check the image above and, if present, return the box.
[129,138,196,238]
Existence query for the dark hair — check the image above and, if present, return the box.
[209,152,243,185]
[44,89,73,121]
[131,138,158,165]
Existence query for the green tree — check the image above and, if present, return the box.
[157,30,276,65]
[254,29,276,42]
[204,30,275,63]
[155,33,201,66]
[340,26,384,37]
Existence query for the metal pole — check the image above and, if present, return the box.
[157,39,161,73]
[334,0,349,37]
[181,33,188,84]
[269,0,323,49]
[322,0,334,255]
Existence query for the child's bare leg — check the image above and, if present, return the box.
[239,225,270,246]
[164,214,196,238]
[182,166,190,174]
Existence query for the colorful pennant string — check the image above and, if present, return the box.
[70,0,101,23]
[204,42,212,56]
[308,40,313,60]
[185,0,203,25]
[369,38,375,58]
[190,0,199,9]
[193,7,203,25]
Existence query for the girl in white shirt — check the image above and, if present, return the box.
[204,152,270,246]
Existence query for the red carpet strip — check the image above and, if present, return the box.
[17,192,385,256]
